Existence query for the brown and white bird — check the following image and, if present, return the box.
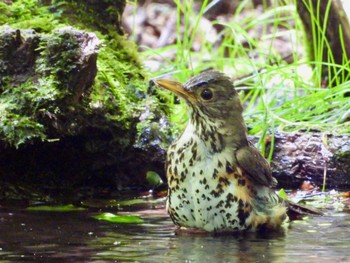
[155,70,288,232]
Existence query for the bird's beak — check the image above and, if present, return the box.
[154,79,195,101]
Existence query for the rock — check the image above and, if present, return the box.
[0,24,171,200]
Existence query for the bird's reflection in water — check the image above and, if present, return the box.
[167,230,286,262]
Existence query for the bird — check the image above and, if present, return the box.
[154,70,289,233]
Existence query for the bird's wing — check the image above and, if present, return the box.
[235,144,277,187]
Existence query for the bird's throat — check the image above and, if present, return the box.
[189,111,248,153]
[188,115,225,154]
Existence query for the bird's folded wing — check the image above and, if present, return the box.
[235,145,277,187]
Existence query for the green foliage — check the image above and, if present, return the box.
[0,72,62,146]
[0,111,46,146]
[293,0,350,87]
[0,2,77,147]
[172,0,211,81]
[0,2,11,25]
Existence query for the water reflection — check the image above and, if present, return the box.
[162,234,287,263]
[0,203,350,262]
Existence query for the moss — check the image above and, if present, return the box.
[0,75,60,146]
[0,0,145,146]
[0,0,63,32]
[0,75,52,145]
[0,26,90,146]
[0,0,171,196]
[0,2,11,25]
[61,0,126,34]
[92,34,147,126]
[36,28,81,96]
[0,0,172,150]
[0,111,46,145]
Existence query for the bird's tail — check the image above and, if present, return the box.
[284,199,323,220]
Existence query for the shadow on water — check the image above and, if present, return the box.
[0,198,350,262]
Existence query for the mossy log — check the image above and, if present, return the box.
[0,26,102,143]
[0,27,170,198]
[0,0,173,200]
[258,132,350,189]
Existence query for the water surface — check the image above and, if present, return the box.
[0,198,349,262]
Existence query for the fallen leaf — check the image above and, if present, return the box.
[92,212,144,224]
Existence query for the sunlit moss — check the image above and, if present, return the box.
[0,0,170,149]
[36,27,81,95]
[1,0,63,32]
[0,27,87,146]
[0,2,11,25]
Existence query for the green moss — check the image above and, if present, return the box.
[0,0,63,32]
[0,32,11,87]
[0,85,45,143]
[92,33,147,126]
[0,0,171,149]
[36,28,81,95]
[61,0,126,33]
[0,26,89,146]
[0,72,62,146]
[0,2,11,25]
[0,110,46,145]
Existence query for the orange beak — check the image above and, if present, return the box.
[155,79,195,101]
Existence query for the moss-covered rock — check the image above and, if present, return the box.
[0,0,172,200]
[0,26,100,145]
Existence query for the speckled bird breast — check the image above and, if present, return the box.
[165,122,260,232]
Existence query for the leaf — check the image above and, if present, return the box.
[92,212,144,224]
[146,171,163,187]
[26,204,85,212]
[81,197,166,209]
[277,188,291,201]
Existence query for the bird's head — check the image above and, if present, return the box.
[155,70,244,123]
[155,70,249,149]
[155,71,247,145]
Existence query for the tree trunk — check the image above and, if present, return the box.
[295,0,350,86]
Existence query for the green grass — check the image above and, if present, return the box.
[140,0,350,193]
[142,0,350,140]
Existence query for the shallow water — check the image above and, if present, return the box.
[0,198,350,262]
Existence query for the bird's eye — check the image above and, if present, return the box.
[200,89,213,100]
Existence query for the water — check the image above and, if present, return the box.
[1,198,350,262]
